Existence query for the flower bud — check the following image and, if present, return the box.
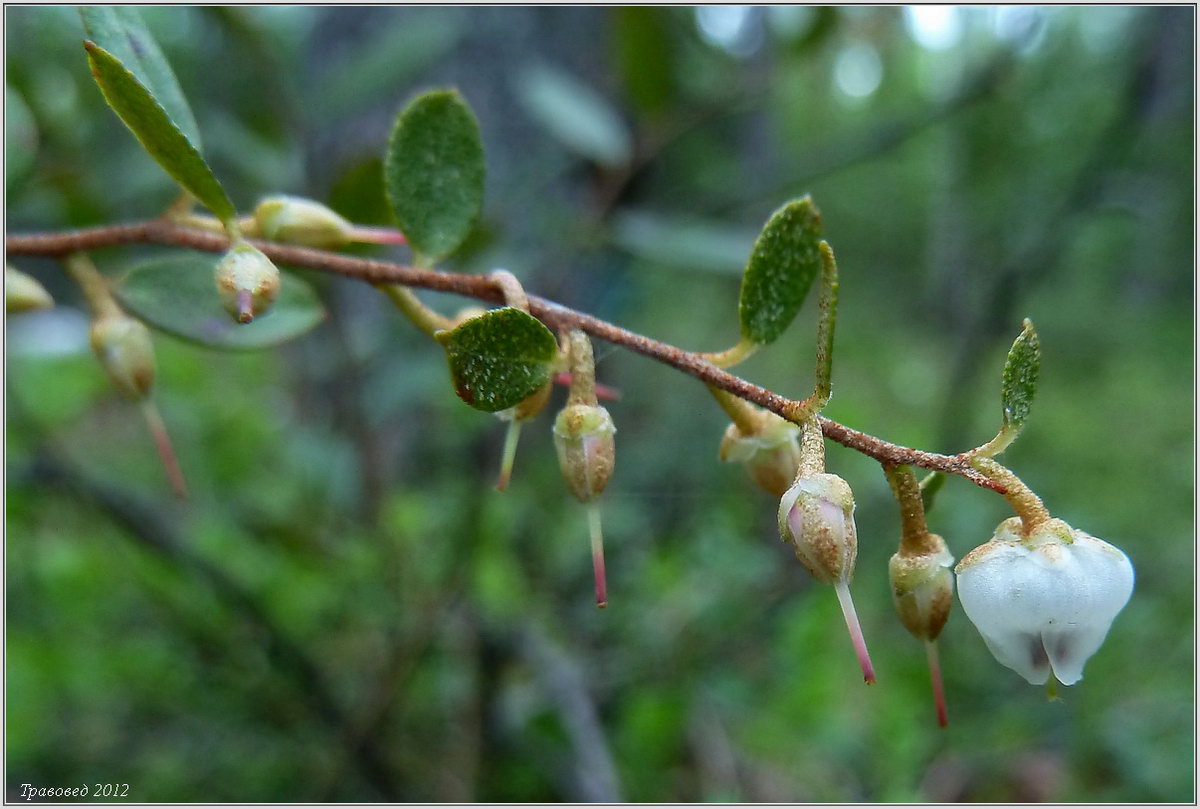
[553,403,615,503]
[254,195,353,250]
[719,413,802,497]
[6,265,54,312]
[956,516,1134,686]
[214,241,281,323]
[779,471,875,683]
[889,535,954,642]
[778,472,858,584]
[89,314,155,400]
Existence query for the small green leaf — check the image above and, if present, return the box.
[384,89,485,264]
[738,197,823,345]
[79,6,202,148]
[516,63,633,168]
[434,307,557,412]
[1001,318,1040,430]
[84,41,235,223]
[113,254,325,350]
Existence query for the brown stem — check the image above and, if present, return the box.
[7,220,1005,493]
[796,417,825,479]
[882,464,940,556]
[970,456,1050,534]
[565,330,597,408]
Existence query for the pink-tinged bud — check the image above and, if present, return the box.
[778,473,858,584]
[6,265,54,312]
[719,413,802,497]
[553,404,616,503]
[889,534,955,642]
[779,472,875,683]
[254,195,353,249]
[89,314,156,400]
[956,516,1134,686]
[214,242,281,323]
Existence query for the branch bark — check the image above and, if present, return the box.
[6,220,1003,493]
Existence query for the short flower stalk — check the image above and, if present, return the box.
[779,420,876,684]
[553,330,616,608]
[64,252,188,499]
[884,463,954,726]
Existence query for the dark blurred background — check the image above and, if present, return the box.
[5,6,1194,802]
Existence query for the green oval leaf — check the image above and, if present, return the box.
[112,254,325,350]
[738,196,823,345]
[384,89,485,265]
[516,63,633,168]
[1001,318,1040,430]
[79,6,202,148]
[434,307,557,412]
[84,41,235,223]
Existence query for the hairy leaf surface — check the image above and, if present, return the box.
[84,42,234,222]
[385,89,485,264]
[435,307,558,412]
[738,197,823,345]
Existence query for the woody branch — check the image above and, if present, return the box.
[6,219,1004,494]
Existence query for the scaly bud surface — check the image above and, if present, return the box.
[889,535,955,642]
[956,516,1134,686]
[778,473,858,584]
[214,241,281,323]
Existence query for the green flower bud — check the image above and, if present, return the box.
[889,534,955,642]
[719,411,802,496]
[553,403,616,502]
[254,195,353,249]
[6,264,54,312]
[89,314,155,400]
[214,241,281,323]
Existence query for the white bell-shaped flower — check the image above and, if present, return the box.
[956,516,1134,686]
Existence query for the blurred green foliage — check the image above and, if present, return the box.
[6,6,1193,802]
